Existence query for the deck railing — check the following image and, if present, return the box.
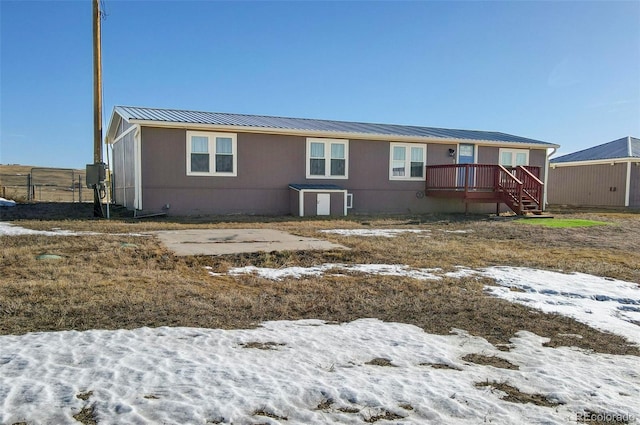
[425,164,543,215]
[496,165,523,212]
[514,166,543,207]
[425,164,498,191]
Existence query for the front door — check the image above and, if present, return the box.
[458,144,475,187]
[317,193,330,215]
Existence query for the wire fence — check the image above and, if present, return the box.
[0,168,89,202]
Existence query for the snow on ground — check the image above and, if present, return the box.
[319,229,429,237]
[2,224,639,423]
[1,319,638,425]
[319,228,473,237]
[0,222,149,237]
[0,222,99,236]
[0,197,16,207]
[216,264,640,347]
[458,266,640,346]
[224,264,441,281]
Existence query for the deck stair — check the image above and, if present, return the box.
[425,164,544,216]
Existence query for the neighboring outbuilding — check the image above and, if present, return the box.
[106,106,558,216]
[548,136,640,208]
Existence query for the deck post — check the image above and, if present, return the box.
[464,164,469,194]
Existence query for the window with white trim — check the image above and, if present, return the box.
[346,193,353,209]
[306,138,348,179]
[187,131,237,176]
[499,148,529,167]
[389,143,426,180]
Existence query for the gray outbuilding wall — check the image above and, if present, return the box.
[548,163,627,207]
[630,164,640,207]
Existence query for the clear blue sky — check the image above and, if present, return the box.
[1,0,639,169]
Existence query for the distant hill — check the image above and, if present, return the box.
[1,164,88,202]
[0,164,85,174]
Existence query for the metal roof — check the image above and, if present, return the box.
[551,136,640,163]
[113,106,556,147]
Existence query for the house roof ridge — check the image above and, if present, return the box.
[116,105,507,133]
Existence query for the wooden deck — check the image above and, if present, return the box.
[425,164,544,215]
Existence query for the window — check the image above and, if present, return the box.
[186,131,237,176]
[306,138,348,179]
[499,148,529,167]
[346,193,353,209]
[389,143,426,180]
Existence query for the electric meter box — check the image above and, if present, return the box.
[86,163,107,188]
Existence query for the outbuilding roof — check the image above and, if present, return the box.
[110,106,557,147]
[551,136,640,163]
[288,184,345,191]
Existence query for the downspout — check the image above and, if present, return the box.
[625,136,632,207]
[299,189,304,217]
[134,124,142,211]
[543,147,557,211]
[625,161,631,207]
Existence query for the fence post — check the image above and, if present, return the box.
[79,175,83,203]
[27,174,32,201]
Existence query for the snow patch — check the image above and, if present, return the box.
[0,222,150,237]
[0,197,16,207]
[454,266,640,346]
[0,319,637,424]
[227,263,442,281]
[320,229,429,237]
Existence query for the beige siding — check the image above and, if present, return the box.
[631,164,640,207]
[548,163,627,206]
[477,146,498,164]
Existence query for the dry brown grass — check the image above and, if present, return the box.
[0,165,87,203]
[474,381,561,407]
[1,209,639,358]
[462,354,519,370]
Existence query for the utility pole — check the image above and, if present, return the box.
[93,0,102,166]
[89,0,105,218]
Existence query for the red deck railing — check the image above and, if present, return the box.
[425,164,543,215]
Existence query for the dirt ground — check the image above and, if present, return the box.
[1,202,639,357]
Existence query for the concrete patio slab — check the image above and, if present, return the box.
[155,228,347,256]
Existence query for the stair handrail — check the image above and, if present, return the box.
[517,166,543,206]
[496,165,523,214]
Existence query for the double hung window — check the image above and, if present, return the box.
[186,131,237,176]
[306,138,348,179]
[389,143,426,180]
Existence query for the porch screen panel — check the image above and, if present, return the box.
[122,132,136,208]
[112,139,125,206]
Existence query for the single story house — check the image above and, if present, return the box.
[106,106,559,216]
[548,136,640,208]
